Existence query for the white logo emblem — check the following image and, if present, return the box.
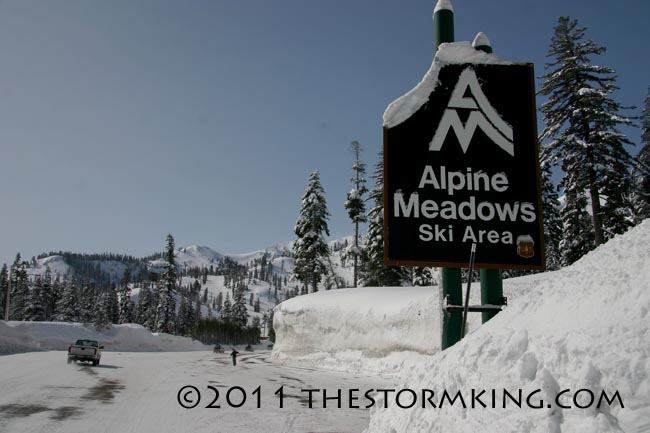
[430,68,514,156]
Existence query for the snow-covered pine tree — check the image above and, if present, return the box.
[251,316,261,331]
[118,268,134,324]
[24,275,46,321]
[155,234,177,333]
[55,278,79,322]
[232,288,249,327]
[93,288,113,330]
[0,264,8,319]
[107,283,119,324]
[79,280,97,323]
[632,87,650,222]
[293,170,331,293]
[560,177,595,265]
[215,291,223,312]
[176,296,194,336]
[539,16,634,252]
[137,284,156,330]
[539,150,563,270]
[9,254,28,320]
[40,267,54,321]
[221,292,232,322]
[359,152,407,287]
[344,140,368,288]
[48,274,62,321]
[154,281,176,333]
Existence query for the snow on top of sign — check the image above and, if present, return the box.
[472,31,491,48]
[433,0,454,13]
[383,41,513,128]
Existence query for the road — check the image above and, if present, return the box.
[0,350,394,433]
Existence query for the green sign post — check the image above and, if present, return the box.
[472,31,505,326]
[433,0,464,351]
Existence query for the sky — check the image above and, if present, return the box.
[0,0,648,266]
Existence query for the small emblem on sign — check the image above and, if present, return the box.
[430,68,514,156]
[516,235,535,258]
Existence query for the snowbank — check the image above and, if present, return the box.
[367,220,650,433]
[0,321,209,354]
[272,285,484,375]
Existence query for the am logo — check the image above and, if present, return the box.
[429,67,514,157]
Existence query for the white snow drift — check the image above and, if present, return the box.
[0,321,209,354]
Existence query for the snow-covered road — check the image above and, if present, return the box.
[0,350,394,433]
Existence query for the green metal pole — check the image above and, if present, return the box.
[472,32,504,324]
[434,0,462,350]
[480,269,503,322]
[433,0,454,51]
[472,31,493,54]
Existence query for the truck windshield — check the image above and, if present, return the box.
[75,340,98,347]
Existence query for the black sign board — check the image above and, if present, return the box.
[384,63,545,270]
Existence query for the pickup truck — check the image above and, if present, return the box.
[67,339,103,366]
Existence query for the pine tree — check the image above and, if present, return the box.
[539,16,634,252]
[359,152,407,286]
[0,264,8,319]
[137,285,156,330]
[560,180,594,265]
[632,87,650,222]
[48,274,62,321]
[94,288,113,330]
[155,234,177,333]
[216,291,223,312]
[41,267,54,321]
[118,269,134,324]
[9,254,28,320]
[221,292,232,322]
[344,141,368,288]
[24,275,46,321]
[232,288,249,327]
[154,281,176,333]
[176,296,193,336]
[293,170,331,293]
[55,278,79,322]
[79,280,97,323]
[539,150,563,270]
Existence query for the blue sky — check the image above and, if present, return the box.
[0,0,648,265]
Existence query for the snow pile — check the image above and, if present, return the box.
[383,41,513,128]
[272,285,484,375]
[0,321,209,354]
[367,220,650,433]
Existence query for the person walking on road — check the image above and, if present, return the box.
[230,349,239,366]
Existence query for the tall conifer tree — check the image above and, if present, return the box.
[118,268,134,324]
[344,141,368,288]
[539,17,634,257]
[9,254,28,320]
[539,150,563,270]
[155,234,177,333]
[293,171,331,293]
[359,152,407,286]
[632,87,650,222]
[0,264,8,319]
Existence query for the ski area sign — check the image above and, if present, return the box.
[384,62,545,269]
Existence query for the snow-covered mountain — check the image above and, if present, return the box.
[28,238,353,287]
